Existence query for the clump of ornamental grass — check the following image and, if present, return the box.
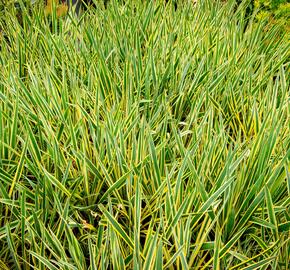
[0,0,289,269]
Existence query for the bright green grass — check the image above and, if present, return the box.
[0,0,289,269]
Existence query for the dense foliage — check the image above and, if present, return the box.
[254,0,290,30]
[0,0,289,269]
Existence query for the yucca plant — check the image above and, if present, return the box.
[0,0,289,269]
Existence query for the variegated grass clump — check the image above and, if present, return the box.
[0,0,289,269]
